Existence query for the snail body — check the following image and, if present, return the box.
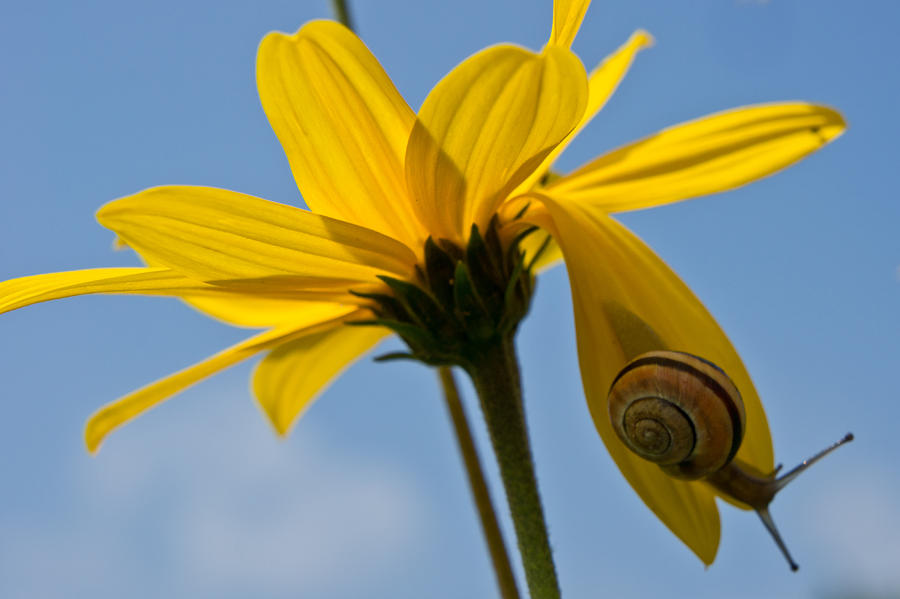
[607,350,852,571]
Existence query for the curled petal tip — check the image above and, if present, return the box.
[632,29,655,49]
[84,405,113,455]
[84,421,103,456]
[269,415,291,438]
[816,105,848,140]
[256,386,295,438]
[94,195,125,224]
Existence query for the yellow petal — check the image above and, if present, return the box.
[257,21,424,249]
[182,296,354,328]
[253,324,387,435]
[406,45,587,242]
[106,242,361,326]
[549,103,846,213]
[0,267,222,315]
[96,186,417,290]
[84,307,360,453]
[525,194,774,564]
[548,0,591,48]
[512,30,654,198]
[580,30,654,130]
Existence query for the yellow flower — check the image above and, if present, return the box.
[0,0,843,565]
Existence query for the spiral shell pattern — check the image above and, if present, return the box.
[607,351,747,480]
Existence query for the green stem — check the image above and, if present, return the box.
[330,0,354,30]
[439,367,521,599]
[466,338,560,599]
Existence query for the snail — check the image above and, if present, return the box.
[607,350,853,571]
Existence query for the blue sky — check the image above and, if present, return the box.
[1,1,898,598]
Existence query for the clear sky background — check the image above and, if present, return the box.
[1,1,898,598]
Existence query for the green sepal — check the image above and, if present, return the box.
[350,317,439,354]
[499,251,528,334]
[413,264,428,286]
[483,218,506,276]
[424,236,457,309]
[525,232,553,272]
[373,352,420,363]
[510,200,532,221]
[377,274,451,335]
[348,289,410,322]
[466,224,502,284]
[343,318,380,327]
[437,238,465,262]
[373,351,457,367]
[465,224,504,320]
[538,170,562,186]
[506,225,537,263]
[453,261,494,341]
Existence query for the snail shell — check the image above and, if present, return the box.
[607,350,747,480]
[608,350,854,571]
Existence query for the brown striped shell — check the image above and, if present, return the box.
[607,350,747,480]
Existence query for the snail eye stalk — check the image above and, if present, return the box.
[770,433,855,494]
[711,432,854,572]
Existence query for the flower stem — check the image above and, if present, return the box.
[466,337,560,599]
[330,0,354,30]
[439,367,521,599]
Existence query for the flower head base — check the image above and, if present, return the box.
[352,219,538,370]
